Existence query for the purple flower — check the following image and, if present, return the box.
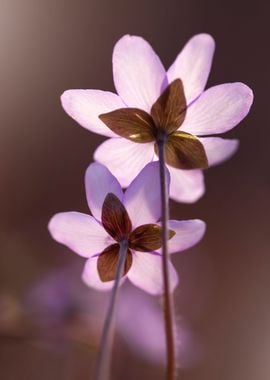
[61,34,253,203]
[48,162,205,294]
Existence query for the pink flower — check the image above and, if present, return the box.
[61,34,253,203]
[48,162,205,294]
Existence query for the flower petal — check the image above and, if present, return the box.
[156,220,206,254]
[99,107,156,143]
[113,35,167,112]
[167,34,215,104]
[97,245,132,282]
[102,193,132,241]
[48,212,113,258]
[82,256,127,291]
[85,163,123,222]
[127,252,179,295]
[124,162,169,228]
[151,79,187,134]
[94,138,155,188]
[181,83,254,135]
[154,131,208,170]
[61,90,126,137]
[168,166,205,203]
[199,137,239,166]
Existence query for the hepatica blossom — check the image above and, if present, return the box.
[61,34,253,203]
[48,162,205,295]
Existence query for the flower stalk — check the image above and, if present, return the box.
[157,134,176,380]
[95,240,128,380]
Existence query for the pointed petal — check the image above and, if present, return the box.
[97,245,132,282]
[94,138,155,188]
[168,166,205,203]
[82,256,127,291]
[85,163,123,222]
[48,212,114,258]
[113,35,167,112]
[156,220,206,254]
[124,162,169,228]
[99,108,155,143]
[181,83,254,135]
[129,224,175,252]
[102,193,132,241]
[167,34,215,104]
[127,252,179,295]
[154,131,208,170]
[199,137,239,166]
[151,79,187,134]
[61,90,126,137]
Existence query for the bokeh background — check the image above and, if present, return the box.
[0,0,269,379]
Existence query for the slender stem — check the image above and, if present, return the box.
[95,240,128,380]
[157,137,176,380]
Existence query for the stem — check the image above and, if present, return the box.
[95,240,128,380]
[157,137,176,380]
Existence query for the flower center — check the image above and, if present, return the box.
[97,193,175,282]
[99,79,208,170]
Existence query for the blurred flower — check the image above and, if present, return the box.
[61,34,253,203]
[48,162,205,294]
[23,268,201,367]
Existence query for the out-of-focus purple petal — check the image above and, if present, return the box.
[168,166,205,203]
[94,138,155,188]
[156,220,206,254]
[167,34,215,105]
[82,256,127,291]
[61,89,125,137]
[181,83,254,135]
[85,163,123,222]
[117,285,202,367]
[48,212,114,257]
[199,137,239,166]
[123,162,169,228]
[113,35,167,112]
[127,252,178,295]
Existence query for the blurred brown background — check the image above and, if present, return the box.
[0,0,269,379]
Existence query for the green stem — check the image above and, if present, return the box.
[95,240,128,380]
[157,137,176,380]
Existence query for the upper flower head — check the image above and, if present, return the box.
[48,162,205,295]
[61,34,253,203]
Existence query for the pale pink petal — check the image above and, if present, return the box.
[127,252,179,295]
[199,137,239,166]
[167,34,215,104]
[48,212,114,258]
[113,35,167,112]
[124,162,169,228]
[168,166,205,203]
[94,138,155,188]
[181,83,254,135]
[82,256,127,291]
[61,90,126,137]
[156,220,206,254]
[85,163,123,221]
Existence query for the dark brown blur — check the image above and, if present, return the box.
[0,0,269,379]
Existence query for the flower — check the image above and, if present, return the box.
[48,162,205,294]
[61,34,253,203]
[23,268,200,367]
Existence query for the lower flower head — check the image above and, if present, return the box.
[48,162,206,295]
